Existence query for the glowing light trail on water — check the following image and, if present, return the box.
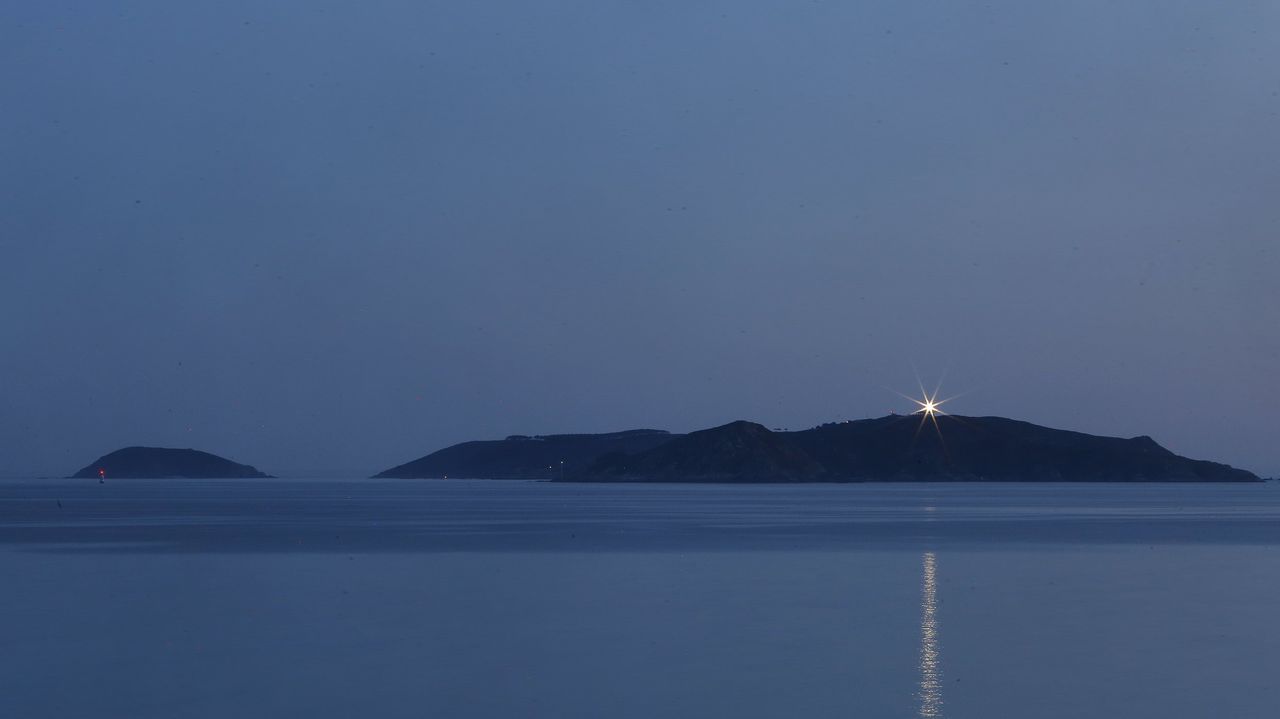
[919,551,943,718]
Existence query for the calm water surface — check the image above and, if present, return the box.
[3,480,1279,718]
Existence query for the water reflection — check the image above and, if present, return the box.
[919,551,943,717]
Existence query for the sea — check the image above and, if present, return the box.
[3,479,1279,718]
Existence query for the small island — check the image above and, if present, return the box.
[70,447,273,479]
[376,415,1260,483]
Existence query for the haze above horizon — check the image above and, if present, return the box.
[3,2,1277,477]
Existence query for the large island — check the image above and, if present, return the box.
[376,415,1260,482]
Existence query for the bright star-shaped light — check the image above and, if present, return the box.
[913,395,944,418]
[905,384,949,419]
[891,372,965,447]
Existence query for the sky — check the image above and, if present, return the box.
[2,1,1278,477]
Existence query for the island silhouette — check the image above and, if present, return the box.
[69,415,1260,481]
[375,415,1260,482]
[70,447,272,479]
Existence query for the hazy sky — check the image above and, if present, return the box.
[3,1,1277,477]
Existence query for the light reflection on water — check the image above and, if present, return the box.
[919,551,943,717]
[6,481,1280,553]
[5,482,1280,718]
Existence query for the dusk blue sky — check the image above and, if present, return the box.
[3,1,1277,477]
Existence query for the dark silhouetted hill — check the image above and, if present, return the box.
[374,415,1259,483]
[584,421,825,482]
[70,447,272,479]
[782,415,1258,482]
[373,429,676,479]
